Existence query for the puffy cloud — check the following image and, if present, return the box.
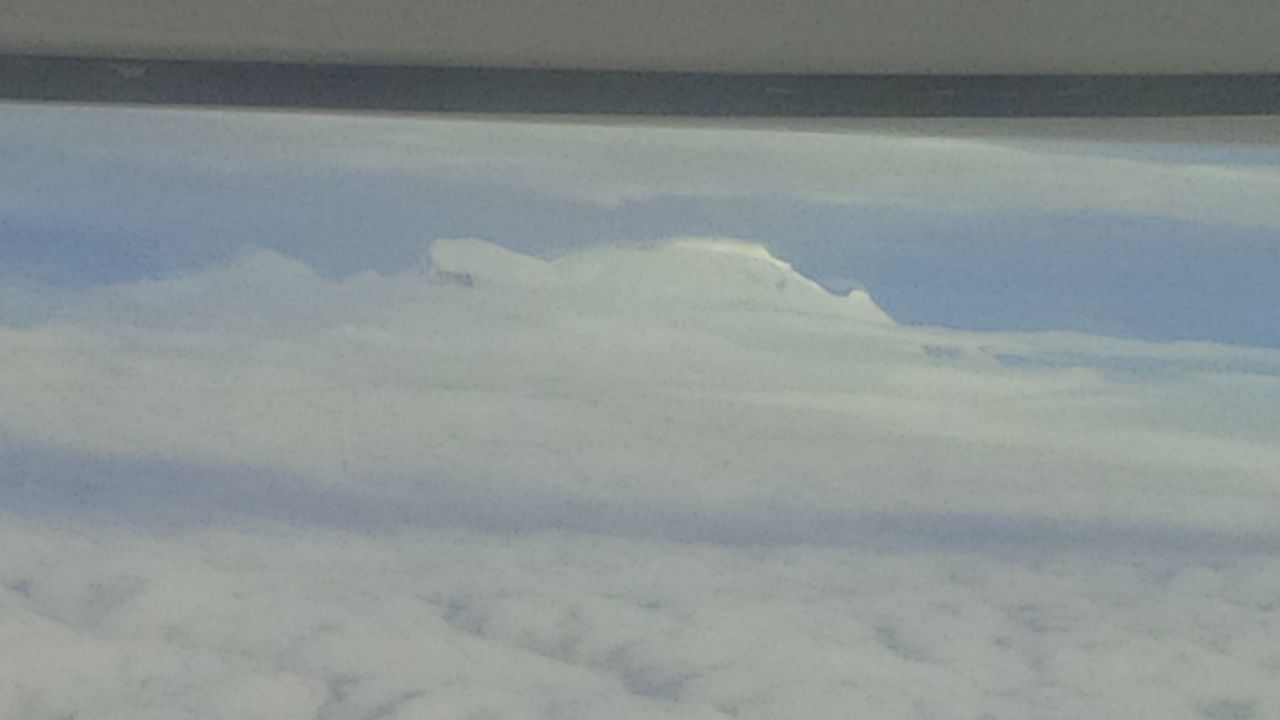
[3,237,1276,530]
[2,238,1280,718]
[4,518,1280,720]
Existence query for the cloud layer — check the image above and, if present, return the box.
[2,238,1279,718]
[5,517,1280,720]
[4,238,1276,532]
[8,105,1280,231]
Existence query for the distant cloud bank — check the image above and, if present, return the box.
[2,238,1278,719]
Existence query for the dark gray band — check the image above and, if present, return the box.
[3,55,1279,117]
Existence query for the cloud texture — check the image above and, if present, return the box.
[8,105,1280,231]
[2,238,1279,719]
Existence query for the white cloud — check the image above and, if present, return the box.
[3,518,1280,719]
[2,238,1280,718]
[7,105,1280,232]
[3,237,1276,530]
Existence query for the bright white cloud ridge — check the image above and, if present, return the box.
[2,237,1279,719]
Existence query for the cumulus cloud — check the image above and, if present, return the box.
[6,517,1280,720]
[2,238,1279,719]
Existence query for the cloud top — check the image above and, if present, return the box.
[428,236,895,323]
[3,237,1277,537]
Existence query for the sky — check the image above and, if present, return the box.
[1,102,1280,719]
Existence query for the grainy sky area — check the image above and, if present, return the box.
[1,102,1279,719]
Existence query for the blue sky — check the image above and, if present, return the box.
[1,102,1277,348]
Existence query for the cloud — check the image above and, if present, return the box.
[7,104,1280,233]
[2,238,1280,718]
[3,237,1276,530]
[4,518,1280,719]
